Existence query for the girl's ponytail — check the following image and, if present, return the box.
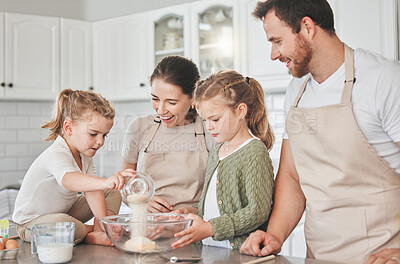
[42,89,115,141]
[41,89,73,141]
[246,78,275,150]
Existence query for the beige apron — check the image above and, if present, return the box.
[137,115,209,210]
[286,44,400,263]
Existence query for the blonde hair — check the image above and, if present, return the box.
[194,70,275,150]
[42,89,115,141]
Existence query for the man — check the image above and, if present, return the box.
[239,0,400,263]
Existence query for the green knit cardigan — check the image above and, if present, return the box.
[195,139,274,249]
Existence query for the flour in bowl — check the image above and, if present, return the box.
[124,193,155,252]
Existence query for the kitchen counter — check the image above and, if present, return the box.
[7,239,342,264]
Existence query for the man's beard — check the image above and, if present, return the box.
[290,34,313,78]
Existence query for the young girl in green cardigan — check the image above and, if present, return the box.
[172,70,275,250]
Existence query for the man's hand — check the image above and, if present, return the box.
[240,230,282,257]
[365,248,400,264]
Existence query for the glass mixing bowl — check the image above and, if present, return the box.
[100,214,191,254]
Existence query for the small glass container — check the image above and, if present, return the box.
[120,172,155,206]
[0,219,9,239]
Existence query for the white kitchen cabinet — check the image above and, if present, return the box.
[0,13,4,98]
[115,13,148,100]
[329,0,398,60]
[92,13,149,101]
[2,13,59,100]
[60,18,92,91]
[190,0,241,78]
[240,0,291,93]
[146,4,190,75]
[92,19,114,99]
[146,0,241,79]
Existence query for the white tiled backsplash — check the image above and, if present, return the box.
[0,93,285,189]
[0,101,53,189]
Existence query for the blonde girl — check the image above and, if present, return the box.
[13,89,134,246]
[172,70,275,250]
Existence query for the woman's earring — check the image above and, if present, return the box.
[190,105,195,110]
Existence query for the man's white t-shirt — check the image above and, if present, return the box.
[13,136,96,224]
[283,49,400,173]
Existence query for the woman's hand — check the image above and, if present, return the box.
[105,169,136,190]
[174,207,198,215]
[171,214,214,249]
[147,195,173,213]
[365,248,400,264]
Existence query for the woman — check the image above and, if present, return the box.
[121,56,215,213]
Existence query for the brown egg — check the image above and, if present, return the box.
[0,241,4,250]
[5,239,19,249]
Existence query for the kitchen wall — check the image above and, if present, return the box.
[0,101,53,188]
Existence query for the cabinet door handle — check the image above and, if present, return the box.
[139,83,145,87]
[0,82,5,87]
[8,83,13,88]
[89,87,94,91]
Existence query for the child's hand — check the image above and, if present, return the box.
[105,169,135,190]
[171,213,214,249]
[173,207,198,215]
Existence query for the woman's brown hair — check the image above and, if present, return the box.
[194,70,274,150]
[42,89,115,141]
[150,55,200,123]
